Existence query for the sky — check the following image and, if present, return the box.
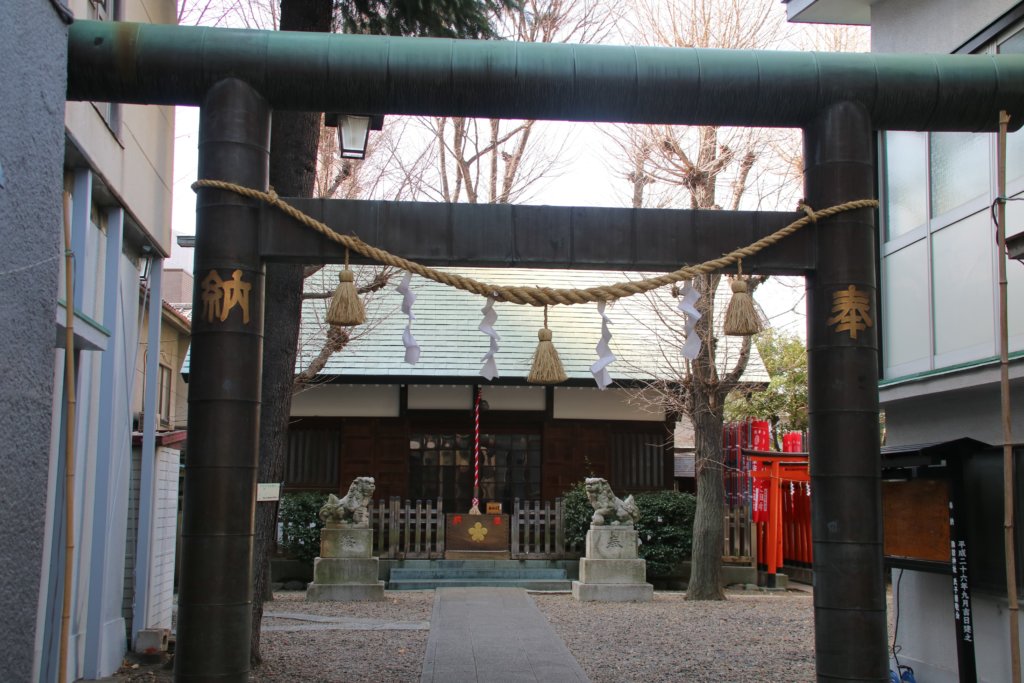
[167,0,825,339]
[169,109,809,337]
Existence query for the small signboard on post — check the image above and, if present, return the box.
[256,483,282,502]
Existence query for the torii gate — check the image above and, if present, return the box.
[67,20,1024,682]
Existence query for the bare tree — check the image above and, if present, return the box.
[417,0,622,204]
[614,1,868,601]
[177,0,279,28]
[611,0,789,601]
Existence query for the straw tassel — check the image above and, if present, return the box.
[723,260,762,336]
[326,250,366,326]
[528,306,568,384]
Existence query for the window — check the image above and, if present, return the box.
[157,364,172,427]
[884,132,928,240]
[929,132,989,218]
[879,19,1024,379]
[409,432,541,511]
[932,212,995,358]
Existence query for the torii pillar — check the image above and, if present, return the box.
[805,101,887,681]
[176,79,270,682]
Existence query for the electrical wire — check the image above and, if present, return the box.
[49,0,74,24]
[892,568,904,673]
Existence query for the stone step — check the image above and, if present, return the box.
[390,568,567,580]
[388,578,572,591]
[397,559,572,570]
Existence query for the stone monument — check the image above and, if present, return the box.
[306,476,385,601]
[571,477,653,602]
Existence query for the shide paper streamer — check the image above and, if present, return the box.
[677,282,702,361]
[397,272,421,364]
[478,297,500,380]
[590,301,616,390]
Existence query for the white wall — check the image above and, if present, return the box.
[553,387,665,421]
[291,384,400,416]
[65,0,176,254]
[871,0,1018,53]
[883,379,1024,447]
[144,447,180,636]
[892,569,1024,682]
[289,383,665,420]
[408,385,473,410]
[480,385,545,411]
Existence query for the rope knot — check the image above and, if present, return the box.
[798,201,817,223]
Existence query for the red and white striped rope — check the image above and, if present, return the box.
[473,387,480,508]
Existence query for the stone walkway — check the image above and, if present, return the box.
[420,588,591,683]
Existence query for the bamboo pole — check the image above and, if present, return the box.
[59,192,77,683]
[997,110,1021,683]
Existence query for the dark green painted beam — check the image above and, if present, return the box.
[69,20,1024,132]
[259,198,813,273]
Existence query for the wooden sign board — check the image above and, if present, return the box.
[882,479,950,564]
[486,502,502,514]
[445,514,509,552]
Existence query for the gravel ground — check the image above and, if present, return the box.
[534,589,817,683]
[116,587,844,683]
[254,591,434,682]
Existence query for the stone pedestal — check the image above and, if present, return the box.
[306,527,384,601]
[571,527,653,602]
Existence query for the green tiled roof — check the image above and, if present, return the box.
[297,267,769,385]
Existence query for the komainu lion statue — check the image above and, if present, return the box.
[585,477,640,527]
[319,476,376,528]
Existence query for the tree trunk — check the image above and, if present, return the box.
[687,380,727,600]
[685,271,727,600]
[250,0,332,666]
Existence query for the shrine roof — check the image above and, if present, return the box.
[292,267,770,387]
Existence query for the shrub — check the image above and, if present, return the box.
[278,491,326,566]
[634,490,697,576]
[560,483,697,577]
[561,481,591,550]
